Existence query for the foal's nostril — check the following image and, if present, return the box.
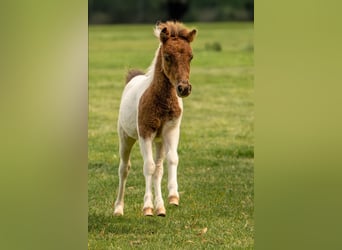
[177,83,192,97]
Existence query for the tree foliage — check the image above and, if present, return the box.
[89,0,253,24]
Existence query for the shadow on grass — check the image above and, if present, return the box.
[88,210,173,235]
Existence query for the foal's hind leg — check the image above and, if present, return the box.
[154,141,166,216]
[114,127,136,216]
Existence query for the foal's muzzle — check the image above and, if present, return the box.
[176,81,192,98]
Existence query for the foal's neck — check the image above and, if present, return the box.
[138,46,182,139]
[150,49,176,99]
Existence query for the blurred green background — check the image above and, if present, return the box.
[89,0,254,24]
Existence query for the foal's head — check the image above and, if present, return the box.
[156,22,197,98]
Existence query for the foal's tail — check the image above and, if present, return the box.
[126,69,145,84]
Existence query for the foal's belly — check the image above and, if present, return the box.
[118,110,138,139]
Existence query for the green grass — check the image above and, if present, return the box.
[89,22,254,249]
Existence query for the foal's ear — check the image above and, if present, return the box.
[160,27,169,43]
[187,29,197,43]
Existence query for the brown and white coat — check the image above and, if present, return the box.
[114,21,197,216]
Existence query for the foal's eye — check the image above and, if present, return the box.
[164,54,171,63]
[189,54,194,61]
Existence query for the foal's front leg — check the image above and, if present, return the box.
[164,125,181,206]
[153,141,166,216]
[139,137,155,216]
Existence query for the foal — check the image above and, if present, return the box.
[114,21,197,216]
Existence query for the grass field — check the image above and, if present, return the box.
[89,22,254,249]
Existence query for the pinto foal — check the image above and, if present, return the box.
[114,21,197,216]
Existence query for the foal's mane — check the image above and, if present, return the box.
[154,21,190,41]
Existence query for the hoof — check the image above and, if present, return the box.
[156,207,166,217]
[113,211,123,216]
[114,206,124,216]
[168,195,179,206]
[143,207,154,216]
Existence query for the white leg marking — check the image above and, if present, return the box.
[139,137,155,215]
[154,141,166,216]
[114,126,136,216]
[163,123,180,205]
